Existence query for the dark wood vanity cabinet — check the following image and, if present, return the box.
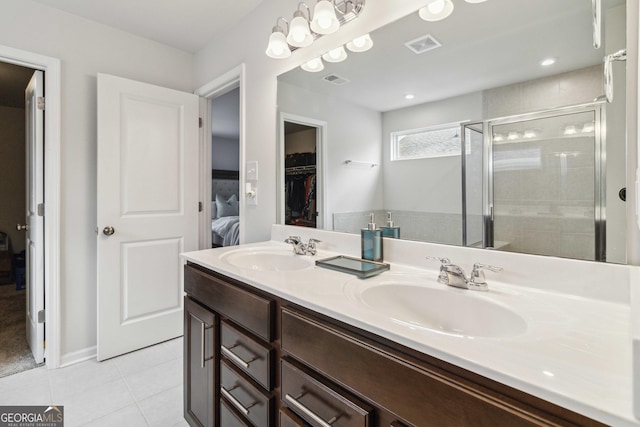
[184,263,605,427]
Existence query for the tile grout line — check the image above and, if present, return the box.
[117,359,152,426]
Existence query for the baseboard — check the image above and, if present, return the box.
[59,345,96,368]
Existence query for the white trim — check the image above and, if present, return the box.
[278,112,329,230]
[59,346,96,368]
[0,44,61,369]
[195,64,246,245]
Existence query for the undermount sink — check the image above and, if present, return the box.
[220,248,313,272]
[353,281,527,338]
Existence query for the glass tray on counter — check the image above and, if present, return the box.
[315,255,390,278]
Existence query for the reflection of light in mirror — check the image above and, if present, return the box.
[493,148,541,171]
[493,133,504,142]
[563,125,577,135]
[301,57,324,72]
[419,0,454,21]
[541,58,556,66]
[347,34,373,52]
[582,122,595,133]
[543,370,555,377]
[323,46,348,62]
[554,151,579,176]
[405,94,415,100]
[507,131,520,140]
[524,130,537,138]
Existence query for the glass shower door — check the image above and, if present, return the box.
[462,122,484,247]
[488,107,604,261]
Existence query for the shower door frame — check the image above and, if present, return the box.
[465,101,607,261]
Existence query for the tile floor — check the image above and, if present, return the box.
[0,337,187,427]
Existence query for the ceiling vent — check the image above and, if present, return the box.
[405,34,442,54]
[322,74,350,85]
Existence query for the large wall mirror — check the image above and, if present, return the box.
[277,0,629,264]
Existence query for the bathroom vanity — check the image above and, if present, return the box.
[181,227,636,427]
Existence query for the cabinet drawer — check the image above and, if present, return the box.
[281,359,372,427]
[185,264,275,341]
[281,308,563,427]
[220,360,273,427]
[221,320,273,391]
[280,407,310,427]
[220,398,252,427]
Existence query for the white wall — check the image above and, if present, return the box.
[194,0,430,242]
[212,136,240,170]
[278,81,383,219]
[0,0,193,363]
[0,106,26,254]
[381,91,483,214]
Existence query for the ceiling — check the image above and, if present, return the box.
[279,0,625,112]
[30,0,266,52]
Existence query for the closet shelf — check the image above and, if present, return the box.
[285,165,316,175]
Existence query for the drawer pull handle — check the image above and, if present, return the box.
[221,385,257,415]
[221,344,257,369]
[192,314,213,369]
[285,393,340,427]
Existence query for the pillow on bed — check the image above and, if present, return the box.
[215,194,239,217]
[211,201,218,219]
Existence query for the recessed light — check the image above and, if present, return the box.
[405,94,415,100]
[541,58,556,67]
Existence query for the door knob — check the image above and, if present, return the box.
[102,226,115,236]
[16,224,28,231]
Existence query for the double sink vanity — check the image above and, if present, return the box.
[181,225,637,427]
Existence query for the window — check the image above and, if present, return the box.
[391,123,463,161]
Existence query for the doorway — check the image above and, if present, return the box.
[0,61,40,377]
[278,113,327,230]
[210,87,240,247]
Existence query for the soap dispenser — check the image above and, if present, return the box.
[361,213,383,262]
[381,211,400,239]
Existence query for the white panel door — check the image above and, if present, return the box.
[97,74,199,361]
[25,70,45,364]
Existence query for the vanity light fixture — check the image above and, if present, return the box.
[287,3,314,47]
[507,131,520,140]
[523,130,537,138]
[346,33,373,52]
[265,18,292,59]
[418,0,454,22]
[564,125,577,135]
[323,46,348,62]
[266,0,366,59]
[301,57,325,72]
[493,133,504,142]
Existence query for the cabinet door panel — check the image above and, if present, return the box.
[184,297,216,427]
[185,265,274,341]
[221,398,252,427]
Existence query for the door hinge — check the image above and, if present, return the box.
[37,203,44,216]
[199,117,203,128]
[38,310,45,323]
[37,96,45,111]
[198,201,203,212]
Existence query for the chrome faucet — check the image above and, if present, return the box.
[426,257,502,291]
[284,236,322,255]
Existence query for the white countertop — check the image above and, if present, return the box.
[182,240,636,426]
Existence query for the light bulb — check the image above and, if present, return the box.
[507,131,519,140]
[311,0,339,35]
[419,0,454,21]
[322,46,347,63]
[346,34,373,53]
[541,58,556,67]
[493,133,504,142]
[287,13,313,47]
[301,57,324,72]
[428,0,445,14]
[564,125,577,135]
[265,29,291,59]
[524,130,536,138]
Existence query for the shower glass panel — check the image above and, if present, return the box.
[489,109,602,261]
[462,123,484,247]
